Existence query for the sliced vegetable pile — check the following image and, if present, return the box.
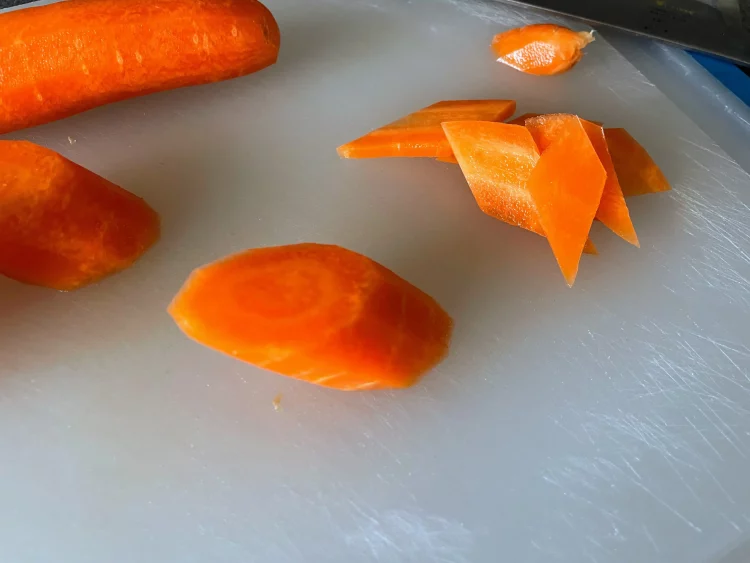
[169,243,453,391]
[0,1,675,393]
[338,101,671,286]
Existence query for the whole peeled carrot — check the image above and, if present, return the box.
[0,0,280,134]
[169,244,453,391]
[0,141,160,290]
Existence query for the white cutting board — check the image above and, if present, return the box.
[1,1,750,562]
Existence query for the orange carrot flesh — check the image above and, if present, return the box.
[492,24,594,76]
[0,141,160,290]
[0,0,280,134]
[442,121,543,234]
[436,154,459,164]
[441,120,598,255]
[525,117,607,285]
[604,128,671,197]
[168,244,453,391]
[525,114,638,247]
[337,100,516,159]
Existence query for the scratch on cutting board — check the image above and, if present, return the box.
[535,317,750,559]
[343,503,474,563]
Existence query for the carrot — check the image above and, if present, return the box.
[337,100,516,159]
[168,243,453,391]
[525,116,607,285]
[525,114,638,247]
[0,141,160,290]
[0,0,280,134]
[441,121,598,255]
[507,112,541,126]
[492,24,594,76]
[604,128,671,197]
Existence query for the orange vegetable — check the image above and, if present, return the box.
[604,128,671,197]
[0,0,280,134]
[492,24,594,76]
[441,121,598,254]
[168,243,453,391]
[507,112,541,126]
[436,154,459,164]
[0,141,160,290]
[337,100,516,159]
[525,114,638,246]
[525,116,606,285]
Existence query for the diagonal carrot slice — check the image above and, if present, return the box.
[337,100,516,159]
[442,121,543,233]
[525,116,607,285]
[604,128,671,197]
[525,114,638,247]
[441,120,599,256]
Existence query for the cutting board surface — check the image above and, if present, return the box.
[1,1,750,562]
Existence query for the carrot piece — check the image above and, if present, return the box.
[526,114,638,247]
[604,128,671,197]
[507,112,541,126]
[441,121,599,255]
[0,0,280,134]
[442,121,544,233]
[0,141,160,290]
[337,100,516,159]
[583,239,598,255]
[525,117,607,285]
[492,24,594,76]
[168,243,453,391]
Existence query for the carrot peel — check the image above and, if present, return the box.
[168,243,453,391]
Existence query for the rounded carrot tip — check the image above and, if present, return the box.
[0,141,160,290]
[169,243,453,391]
[491,24,595,76]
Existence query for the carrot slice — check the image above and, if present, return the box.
[0,141,160,290]
[168,243,453,391]
[0,0,280,135]
[442,121,543,233]
[337,100,516,159]
[525,116,607,285]
[525,114,638,247]
[492,24,594,76]
[436,154,459,164]
[604,128,671,197]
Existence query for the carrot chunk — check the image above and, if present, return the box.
[604,128,671,197]
[525,117,607,285]
[0,141,160,290]
[338,100,516,159]
[0,0,280,134]
[492,24,594,76]
[526,114,638,247]
[168,244,453,391]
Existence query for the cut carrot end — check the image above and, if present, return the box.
[524,116,607,285]
[604,128,671,197]
[491,24,594,76]
[337,100,516,159]
[169,243,453,391]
